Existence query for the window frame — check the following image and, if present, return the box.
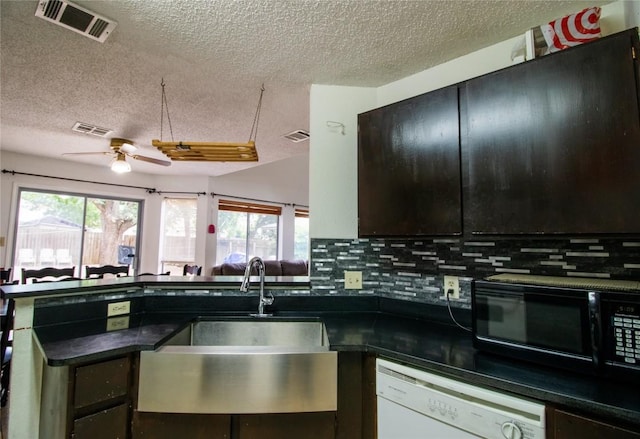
[159,196,199,274]
[217,199,282,264]
[12,187,143,277]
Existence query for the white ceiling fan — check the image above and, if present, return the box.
[63,138,171,173]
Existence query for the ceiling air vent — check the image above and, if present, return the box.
[35,0,117,43]
[283,130,310,143]
[72,122,113,137]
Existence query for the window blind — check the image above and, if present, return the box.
[218,199,282,216]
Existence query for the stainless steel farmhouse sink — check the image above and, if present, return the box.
[137,318,337,414]
[164,319,330,348]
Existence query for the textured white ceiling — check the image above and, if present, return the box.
[0,0,601,176]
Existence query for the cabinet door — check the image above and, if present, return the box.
[74,356,130,410]
[132,412,231,439]
[73,403,128,439]
[234,412,336,439]
[358,86,461,236]
[462,29,640,234]
[548,408,640,439]
[70,355,132,439]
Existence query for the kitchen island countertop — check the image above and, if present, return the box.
[26,288,640,432]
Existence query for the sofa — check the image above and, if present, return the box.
[212,259,308,276]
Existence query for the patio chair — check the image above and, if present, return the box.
[56,249,73,266]
[39,248,55,266]
[17,249,35,266]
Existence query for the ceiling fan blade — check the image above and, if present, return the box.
[131,154,172,166]
[119,142,137,154]
[62,152,113,156]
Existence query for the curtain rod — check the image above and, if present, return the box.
[211,192,308,208]
[2,169,158,193]
[2,170,306,203]
[157,191,207,196]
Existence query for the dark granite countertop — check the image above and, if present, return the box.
[1,275,310,298]
[31,294,640,431]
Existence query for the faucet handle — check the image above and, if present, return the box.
[263,291,274,305]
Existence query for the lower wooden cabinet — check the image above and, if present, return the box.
[69,355,133,439]
[131,352,377,439]
[132,411,333,439]
[547,407,640,439]
[74,356,130,410]
[73,403,129,439]
[132,412,231,439]
[234,413,335,439]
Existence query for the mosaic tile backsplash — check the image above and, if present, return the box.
[310,237,640,308]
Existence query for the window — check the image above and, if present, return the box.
[216,199,280,265]
[13,189,141,278]
[294,207,309,261]
[160,198,197,274]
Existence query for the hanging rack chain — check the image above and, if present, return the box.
[249,84,265,143]
[160,78,175,142]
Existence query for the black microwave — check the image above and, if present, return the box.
[472,275,640,382]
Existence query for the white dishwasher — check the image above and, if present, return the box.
[376,359,545,439]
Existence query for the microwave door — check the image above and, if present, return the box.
[483,295,527,344]
[473,287,594,372]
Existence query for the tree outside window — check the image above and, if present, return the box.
[14,190,140,279]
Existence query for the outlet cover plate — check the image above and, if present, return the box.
[106,316,130,331]
[444,275,460,299]
[107,300,131,317]
[344,271,363,289]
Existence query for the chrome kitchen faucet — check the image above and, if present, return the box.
[240,256,274,317]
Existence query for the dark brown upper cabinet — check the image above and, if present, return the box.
[461,29,640,235]
[358,85,462,236]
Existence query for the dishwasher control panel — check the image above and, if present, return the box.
[376,359,546,439]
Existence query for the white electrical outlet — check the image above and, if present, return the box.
[444,276,460,299]
[344,271,363,289]
[107,300,131,317]
[106,316,130,332]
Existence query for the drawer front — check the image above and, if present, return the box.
[74,356,130,409]
[73,403,129,439]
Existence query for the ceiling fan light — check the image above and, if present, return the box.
[111,154,131,173]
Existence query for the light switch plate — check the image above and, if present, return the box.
[107,300,131,317]
[344,271,363,289]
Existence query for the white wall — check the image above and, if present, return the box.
[0,149,309,275]
[625,0,640,28]
[211,153,309,205]
[210,153,310,265]
[377,1,630,106]
[309,85,376,239]
[309,1,633,239]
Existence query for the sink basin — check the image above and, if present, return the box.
[161,318,330,349]
[138,317,337,414]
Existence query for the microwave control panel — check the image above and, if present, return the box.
[611,303,640,365]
